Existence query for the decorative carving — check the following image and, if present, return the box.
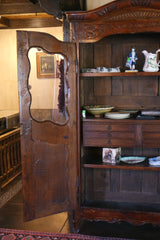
[75,20,160,42]
[95,3,118,17]
[67,0,160,42]
[78,24,106,40]
[106,9,160,21]
[129,0,151,7]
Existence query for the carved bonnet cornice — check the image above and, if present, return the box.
[66,0,160,21]
[66,0,160,42]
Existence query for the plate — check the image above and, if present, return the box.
[104,112,130,119]
[84,105,114,115]
[141,110,160,116]
[120,156,146,164]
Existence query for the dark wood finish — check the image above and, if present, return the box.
[80,72,160,77]
[66,0,160,43]
[66,0,160,226]
[39,0,85,19]
[0,128,21,190]
[81,207,160,226]
[0,0,61,29]
[0,13,62,29]
[6,15,62,29]
[0,0,44,15]
[83,119,160,148]
[17,31,77,221]
[16,0,160,228]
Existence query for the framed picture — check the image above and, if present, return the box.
[36,52,58,78]
[102,147,121,164]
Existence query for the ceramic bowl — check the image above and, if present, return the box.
[84,105,114,115]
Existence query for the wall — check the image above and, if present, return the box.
[0,26,63,111]
[86,0,114,10]
[0,1,114,112]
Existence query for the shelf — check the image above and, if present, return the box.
[82,161,160,171]
[80,72,160,77]
[83,118,160,124]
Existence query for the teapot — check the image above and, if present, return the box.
[142,49,160,72]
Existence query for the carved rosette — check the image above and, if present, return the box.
[77,24,106,41]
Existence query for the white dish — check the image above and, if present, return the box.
[120,156,146,164]
[104,112,130,119]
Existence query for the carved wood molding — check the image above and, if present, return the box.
[105,9,160,21]
[73,20,160,42]
[66,0,160,42]
[66,0,160,21]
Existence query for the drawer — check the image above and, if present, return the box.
[83,136,135,147]
[143,124,160,133]
[83,131,135,147]
[143,132,160,148]
[83,122,135,132]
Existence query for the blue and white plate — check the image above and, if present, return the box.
[120,156,146,164]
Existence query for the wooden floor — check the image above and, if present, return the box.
[0,191,71,233]
[1,189,160,239]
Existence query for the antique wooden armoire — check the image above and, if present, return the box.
[17,0,160,229]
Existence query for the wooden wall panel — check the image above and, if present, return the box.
[120,170,142,192]
[83,168,160,207]
[142,171,158,193]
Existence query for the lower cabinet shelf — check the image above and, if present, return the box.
[81,167,160,224]
[82,161,160,171]
[80,206,160,225]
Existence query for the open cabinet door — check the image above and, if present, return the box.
[17,31,77,221]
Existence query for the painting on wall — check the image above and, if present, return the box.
[36,52,59,78]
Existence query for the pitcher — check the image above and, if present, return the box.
[142,49,160,72]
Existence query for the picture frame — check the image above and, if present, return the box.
[36,52,58,78]
[102,147,121,164]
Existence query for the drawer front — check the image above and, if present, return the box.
[83,123,135,147]
[83,122,135,132]
[143,124,160,147]
[143,124,160,133]
[143,132,160,148]
[83,136,135,147]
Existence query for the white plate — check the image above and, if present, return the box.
[104,112,130,119]
[120,156,146,164]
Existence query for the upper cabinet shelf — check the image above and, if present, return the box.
[80,72,160,77]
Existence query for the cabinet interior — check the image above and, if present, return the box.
[80,33,160,109]
[80,33,160,213]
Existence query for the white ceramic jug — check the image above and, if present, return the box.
[142,49,160,72]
